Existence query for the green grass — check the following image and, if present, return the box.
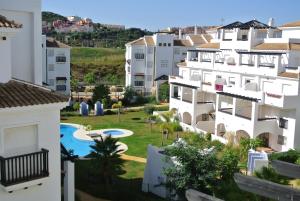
[75,159,164,201]
[71,47,125,84]
[71,47,125,66]
[62,111,180,158]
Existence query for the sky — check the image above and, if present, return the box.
[43,0,300,31]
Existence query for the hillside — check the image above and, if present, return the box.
[42,11,67,22]
[71,47,125,85]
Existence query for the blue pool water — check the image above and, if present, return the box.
[103,130,125,136]
[60,125,95,157]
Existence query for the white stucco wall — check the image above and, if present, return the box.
[0,0,42,85]
[0,103,65,201]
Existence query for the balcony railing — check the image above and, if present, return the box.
[0,149,49,187]
[219,108,233,115]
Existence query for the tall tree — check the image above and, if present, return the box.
[92,84,111,104]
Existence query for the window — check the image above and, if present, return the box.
[134,81,144,86]
[229,77,236,85]
[279,118,288,129]
[47,49,54,57]
[168,43,171,47]
[56,56,66,63]
[160,60,168,68]
[127,66,130,73]
[146,75,152,81]
[56,85,66,91]
[147,47,153,54]
[48,79,54,86]
[174,48,180,55]
[134,53,145,60]
[159,43,162,46]
[277,135,287,145]
[48,64,54,71]
[163,43,167,47]
[216,75,222,79]
[245,79,253,84]
[147,61,153,68]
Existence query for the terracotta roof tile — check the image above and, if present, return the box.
[202,34,212,42]
[279,72,300,79]
[144,36,155,46]
[173,39,192,47]
[198,43,220,49]
[177,62,187,67]
[188,35,206,45]
[281,20,300,28]
[126,38,145,46]
[0,15,22,29]
[253,43,300,51]
[46,38,70,48]
[0,80,68,109]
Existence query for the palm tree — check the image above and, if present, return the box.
[89,135,124,187]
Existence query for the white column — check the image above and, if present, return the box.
[255,55,260,67]
[64,161,75,201]
[180,86,183,101]
[192,89,198,126]
[232,98,237,116]
[250,102,259,138]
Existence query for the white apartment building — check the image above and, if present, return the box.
[169,19,300,152]
[0,1,69,201]
[42,36,71,96]
[125,32,212,96]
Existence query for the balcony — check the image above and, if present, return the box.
[169,76,201,88]
[0,149,49,187]
[264,92,299,109]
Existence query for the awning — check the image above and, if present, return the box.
[217,91,260,102]
[154,75,169,81]
[56,77,67,80]
[170,82,198,89]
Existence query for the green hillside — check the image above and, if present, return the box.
[42,11,67,22]
[71,47,125,85]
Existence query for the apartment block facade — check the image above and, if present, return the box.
[42,36,71,96]
[125,32,212,96]
[0,1,68,201]
[169,19,300,151]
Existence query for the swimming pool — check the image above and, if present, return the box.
[103,129,125,136]
[60,124,95,157]
[60,124,129,157]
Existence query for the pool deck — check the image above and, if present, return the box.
[61,123,132,154]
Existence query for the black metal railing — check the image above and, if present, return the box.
[0,149,49,186]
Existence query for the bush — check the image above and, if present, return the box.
[135,95,146,105]
[145,96,157,104]
[209,140,225,152]
[269,149,300,164]
[144,105,155,115]
[104,110,116,115]
[219,149,240,180]
[205,133,212,141]
[73,102,80,111]
[171,122,182,132]
[255,167,290,185]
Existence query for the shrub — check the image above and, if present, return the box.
[269,149,300,164]
[205,133,212,141]
[171,122,182,132]
[145,96,157,104]
[255,167,289,185]
[209,140,225,152]
[73,102,80,111]
[219,149,240,181]
[144,105,155,115]
[104,110,116,115]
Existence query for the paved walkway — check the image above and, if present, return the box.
[120,154,147,163]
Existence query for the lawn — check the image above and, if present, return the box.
[62,110,180,201]
[61,111,180,158]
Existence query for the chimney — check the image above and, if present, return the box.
[179,29,182,39]
[194,25,198,35]
[268,18,275,27]
[267,18,275,38]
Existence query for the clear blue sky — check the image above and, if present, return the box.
[43,0,300,31]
